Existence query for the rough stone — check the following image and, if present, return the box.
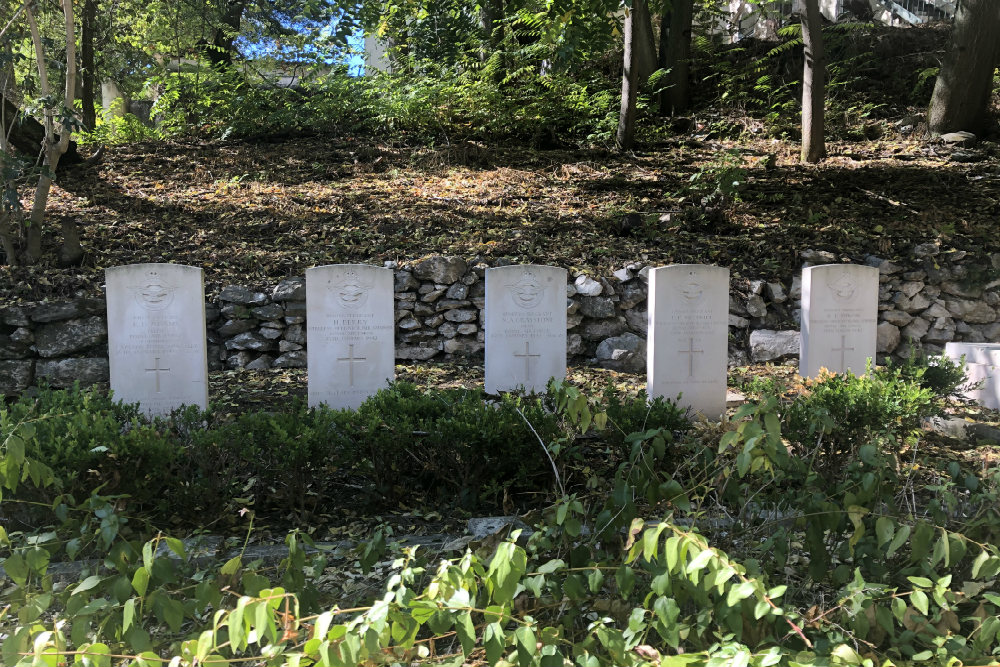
[457,323,477,335]
[421,289,446,303]
[259,326,283,340]
[748,280,766,295]
[398,316,421,331]
[0,334,30,359]
[284,324,305,344]
[801,249,836,263]
[217,319,256,337]
[219,285,269,305]
[225,332,274,351]
[401,331,437,343]
[435,299,471,310]
[444,309,477,323]
[577,296,616,319]
[790,277,802,300]
[877,259,903,275]
[766,282,786,303]
[619,283,646,309]
[877,322,901,354]
[749,330,800,362]
[395,344,440,361]
[613,267,633,282]
[729,314,749,328]
[424,315,445,327]
[395,271,420,292]
[250,303,285,320]
[438,323,457,338]
[35,317,107,357]
[35,358,109,387]
[901,317,930,343]
[574,275,603,296]
[745,295,767,318]
[278,340,303,352]
[443,338,484,356]
[272,351,307,368]
[413,302,435,317]
[595,333,646,373]
[272,278,306,301]
[912,242,939,258]
[445,282,469,300]
[0,306,29,326]
[9,328,32,345]
[579,317,628,341]
[566,313,583,329]
[220,303,251,319]
[939,131,976,146]
[881,310,913,327]
[413,256,468,284]
[226,351,254,369]
[245,355,274,370]
[923,302,950,319]
[567,334,584,355]
[28,299,104,323]
[940,281,982,299]
[901,281,924,297]
[949,300,996,323]
[0,360,33,395]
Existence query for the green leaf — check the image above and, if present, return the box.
[122,599,136,633]
[726,581,755,606]
[875,517,894,547]
[514,626,536,667]
[911,590,929,616]
[131,567,150,597]
[220,556,242,576]
[686,548,713,573]
[907,576,933,589]
[455,612,475,658]
[71,575,103,596]
[615,565,635,597]
[886,524,910,557]
[587,567,604,593]
[484,622,505,665]
[3,553,28,585]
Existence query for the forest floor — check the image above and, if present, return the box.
[3,127,1000,303]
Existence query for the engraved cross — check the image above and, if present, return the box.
[833,334,855,370]
[679,337,703,378]
[337,344,367,387]
[145,357,171,393]
[514,341,541,378]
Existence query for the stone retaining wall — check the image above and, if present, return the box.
[3,247,1000,395]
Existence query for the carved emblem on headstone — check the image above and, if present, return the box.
[826,269,858,303]
[507,270,545,310]
[131,270,176,311]
[679,276,703,302]
[331,270,371,310]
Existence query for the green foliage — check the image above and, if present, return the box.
[677,148,748,206]
[889,349,968,400]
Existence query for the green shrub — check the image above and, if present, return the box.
[600,387,691,463]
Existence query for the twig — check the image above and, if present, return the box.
[515,406,564,497]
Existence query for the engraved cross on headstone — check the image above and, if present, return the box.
[833,334,855,370]
[514,341,541,378]
[337,344,367,387]
[679,337,703,378]
[145,357,171,393]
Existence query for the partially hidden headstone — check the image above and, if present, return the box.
[944,342,1000,410]
[485,265,567,394]
[800,264,879,378]
[307,264,394,410]
[647,264,730,418]
[106,263,208,416]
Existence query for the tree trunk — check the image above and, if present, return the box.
[1,94,81,166]
[635,0,657,84]
[800,0,825,163]
[617,1,641,150]
[208,0,247,68]
[661,0,694,115]
[81,0,97,131]
[927,0,1000,136]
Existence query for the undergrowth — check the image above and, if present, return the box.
[4,361,1000,666]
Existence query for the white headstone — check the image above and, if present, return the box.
[306,264,395,410]
[485,265,567,394]
[800,264,879,378]
[944,342,1000,410]
[106,263,208,416]
[647,264,730,418]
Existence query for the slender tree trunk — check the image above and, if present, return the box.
[662,0,694,115]
[657,1,671,115]
[81,0,97,131]
[617,1,641,150]
[928,0,1000,136]
[635,0,657,83]
[800,0,825,163]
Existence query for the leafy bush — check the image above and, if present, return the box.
[601,387,691,462]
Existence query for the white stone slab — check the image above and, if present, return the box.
[800,264,879,378]
[647,265,730,418]
[106,263,208,416]
[485,265,567,394]
[307,264,394,410]
[944,342,1000,410]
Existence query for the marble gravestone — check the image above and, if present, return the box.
[485,265,567,394]
[106,263,208,416]
[944,342,1000,410]
[306,264,394,410]
[647,265,730,418]
[800,264,879,378]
